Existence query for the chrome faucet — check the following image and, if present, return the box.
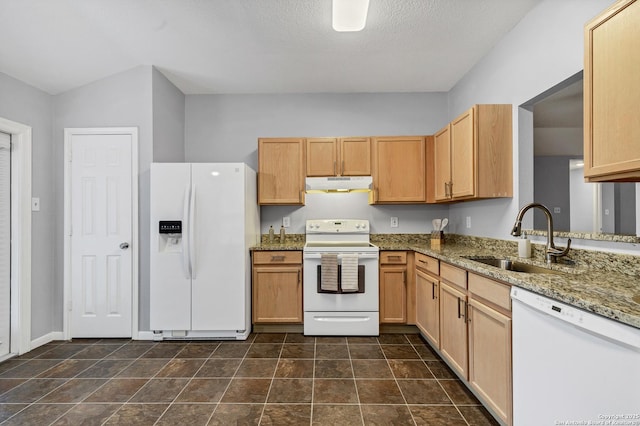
[511,203,571,264]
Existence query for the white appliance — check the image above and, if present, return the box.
[150,163,259,340]
[511,287,640,426]
[303,219,379,336]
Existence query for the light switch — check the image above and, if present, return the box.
[282,216,291,227]
[31,197,40,211]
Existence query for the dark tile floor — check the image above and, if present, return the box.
[0,333,499,425]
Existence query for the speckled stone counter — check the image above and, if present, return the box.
[251,233,640,329]
[374,234,640,330]
[252,234,305,251]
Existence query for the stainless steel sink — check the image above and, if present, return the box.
[463,256,565,275]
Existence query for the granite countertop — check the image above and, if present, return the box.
[251,234,640,329]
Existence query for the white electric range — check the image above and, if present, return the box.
[303,219,380,336]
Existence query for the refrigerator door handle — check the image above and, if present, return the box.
[189,183,197,279]
[182,183,192,279]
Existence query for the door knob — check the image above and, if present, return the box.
[120,242,130,249]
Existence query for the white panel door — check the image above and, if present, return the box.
[71,134,133,337]
[0,132,10,357]
[191,163,247,331]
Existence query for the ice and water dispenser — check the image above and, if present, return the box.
[158,220,183,252]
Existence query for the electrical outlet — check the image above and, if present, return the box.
[282,216,291,227]
[390,217,399,228]
[31,197,40,212]
[554,207,561,214]
[466,216,471,229]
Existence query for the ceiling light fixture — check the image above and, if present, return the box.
[332,0,370,32]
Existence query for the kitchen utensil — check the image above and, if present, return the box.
[433,219,441,231]
[440,218,448,230]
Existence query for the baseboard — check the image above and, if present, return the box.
[135,331,156,341]
[31,331,65,350]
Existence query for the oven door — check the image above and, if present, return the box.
[303,252,379,312]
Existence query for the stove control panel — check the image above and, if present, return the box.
[306,219,370,234]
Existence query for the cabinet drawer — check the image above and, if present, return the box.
[253,251,302,265]
[415,252,439,275]
[440,262,467,290]
[468,273,511,312]
[380,251,407,264]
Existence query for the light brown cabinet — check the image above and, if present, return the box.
[379,251,408,323]
[258,138,305,205]
[584,0,640,181]
[415,253,440,346]
[252,251,303,323]
[371,136,426,203]
[306,137,371,177]
[438,263,469,379]
[433,104,512,202]
[467,273,512,426]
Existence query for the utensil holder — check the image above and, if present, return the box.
[430,231,444,249]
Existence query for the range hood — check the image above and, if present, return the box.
[305,176,372,193]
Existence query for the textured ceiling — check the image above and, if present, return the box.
[0,0,541,95]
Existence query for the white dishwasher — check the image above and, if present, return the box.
[511,287,640,426]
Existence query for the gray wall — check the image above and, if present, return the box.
[446,0,614,241]
[534,156,571,231]
[185,92,450,233]
[53,65,154,332]
[616,183,636,235]
[0,72,54,341]
[152,68,185,163]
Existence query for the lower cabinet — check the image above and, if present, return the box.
[468,273,513,426]
[415,253,440,346]
[415,257,513,426]
[252,251,303,323]
[439,279,469,379]
[379,251,408,323]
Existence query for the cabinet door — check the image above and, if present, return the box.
[434,125,451,201]
[340,137,371,176]
[584,0,640,181]
[415,269,439,347]
[439,281,468,379]
[450,107,476,199]
[468,298,512,426]
[372,136,426,203]
[252,266,302,323]
[306,138,338,177]
[258,138,305,205]
[379,266,407,323]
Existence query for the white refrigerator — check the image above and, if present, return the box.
[150,163,259,340]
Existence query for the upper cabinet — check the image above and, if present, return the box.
[258,138,305,205]
[371,136,426,203]
[433,104,512,202]
[306,137,371,177]
[584,0,640,182]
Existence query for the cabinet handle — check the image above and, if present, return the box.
[444,182,449,198]
[297,270,301,284]
[388,255,402,260]
[449,182,454,198]
[334,160,337,175]
[432,282,436,300]
[403,271,406,285]
[458,297,466,319]
[341,160,344,175]
[465,302,470,323]
[271,255,285,262]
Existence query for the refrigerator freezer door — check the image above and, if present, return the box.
[150,163,192,330]
[190,163,249,331]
